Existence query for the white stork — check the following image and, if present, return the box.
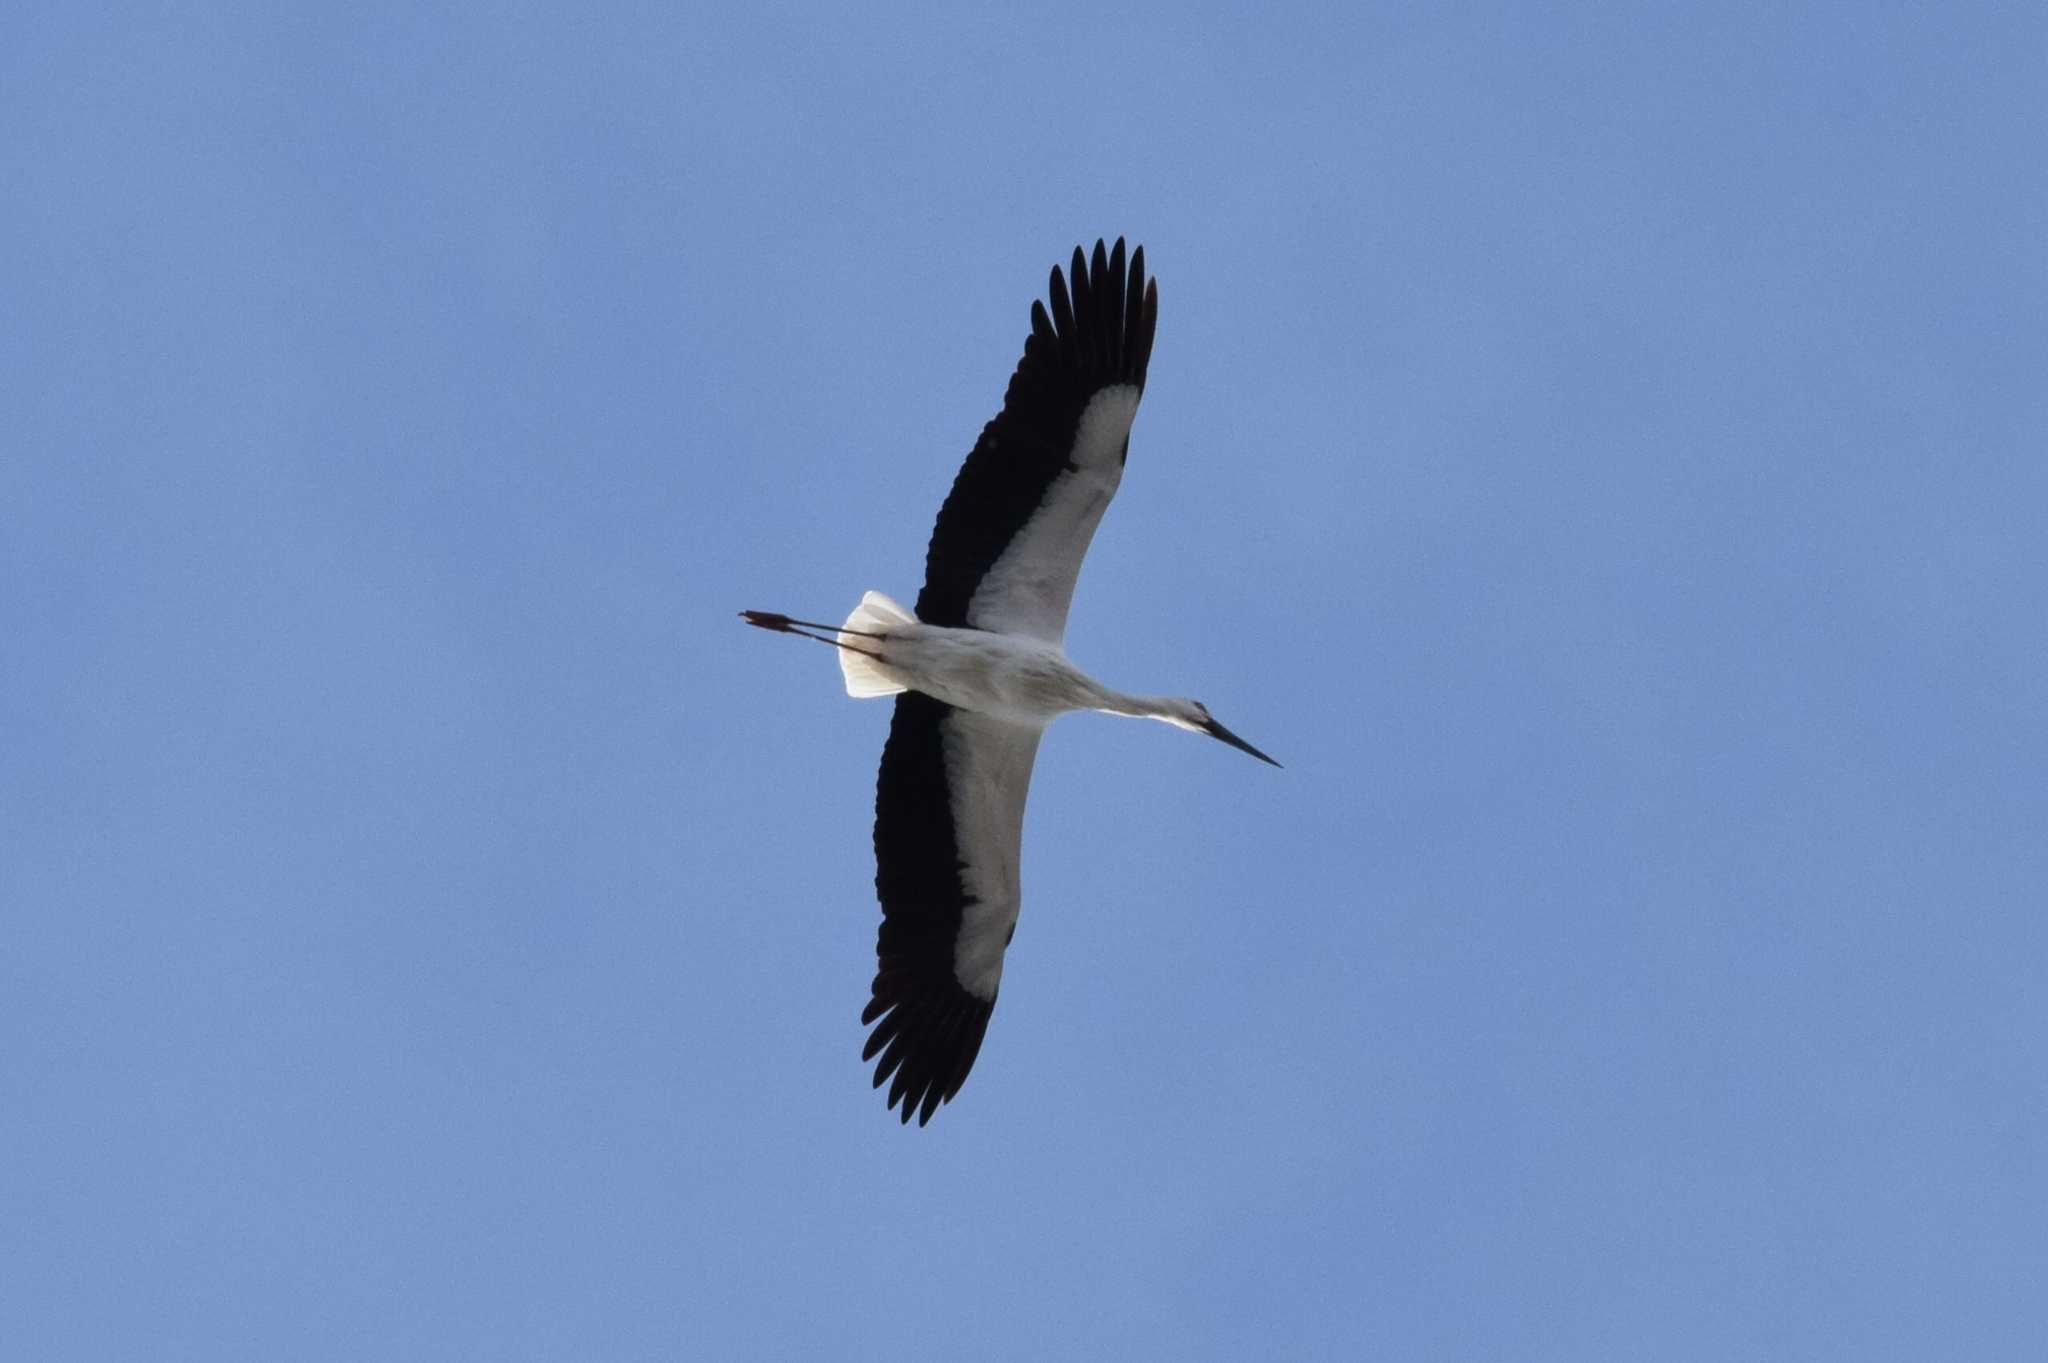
[744,239,1278,1124]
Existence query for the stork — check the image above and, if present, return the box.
[744,239,1278,1125]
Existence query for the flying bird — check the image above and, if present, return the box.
[744,239,1278,1125]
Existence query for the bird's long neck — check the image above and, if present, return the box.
[1056,657,1192,725]
[1089,685,1186,723]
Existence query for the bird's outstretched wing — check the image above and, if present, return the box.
[915,238,1159,644]
[865,693,1043,1125]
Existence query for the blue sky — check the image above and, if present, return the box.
[4,2,2044,1357]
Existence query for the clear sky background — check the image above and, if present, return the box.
[4,3,2044,1358]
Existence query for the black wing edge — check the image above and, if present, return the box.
[864,692,997,1126]
[915,238,1160,628]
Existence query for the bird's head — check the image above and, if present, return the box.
[1165,699,1281,768]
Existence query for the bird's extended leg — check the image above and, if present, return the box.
[739,610,888,659]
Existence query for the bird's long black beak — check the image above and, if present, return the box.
[1201,717,1282,768]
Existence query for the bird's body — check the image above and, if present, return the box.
[834,597,1193,730]
[744,239,1275,1124]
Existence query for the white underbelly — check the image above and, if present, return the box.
[882,627,1083,724]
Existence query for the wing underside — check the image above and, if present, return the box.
[915,239,1159,643]
[865,694,1042,1125]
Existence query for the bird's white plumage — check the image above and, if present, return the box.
[939,710,1043,999]
[865,617,1112,725]
[837,591,916,696]
[966,385,1142,643]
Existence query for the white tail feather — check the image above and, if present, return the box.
[838,591,915,698]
